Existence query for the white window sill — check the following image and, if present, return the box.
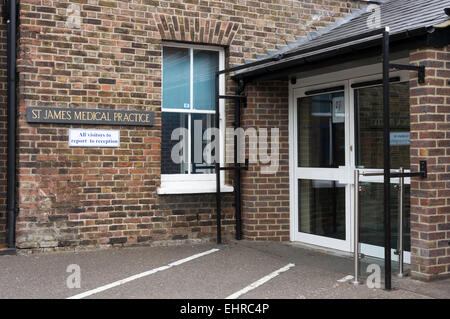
[157,184,234,195]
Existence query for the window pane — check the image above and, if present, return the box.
[163,47,190,110]
[297,92,345,168]
[161,113,189,174]
[298,179,346,240]
[355,82,410,169]
[191,113,215,174]
[193,50,219,111]
[359,182,410,252]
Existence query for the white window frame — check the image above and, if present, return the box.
[158,42,233,194]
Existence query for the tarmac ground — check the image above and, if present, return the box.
[0,240,448,299]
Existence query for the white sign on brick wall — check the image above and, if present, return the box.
[69,129,120,148]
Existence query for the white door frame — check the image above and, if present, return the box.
[289,59,411,262]
[290,81,352,252]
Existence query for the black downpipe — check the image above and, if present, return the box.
[2,0,17,252]
[382,29,392,291]
[6,0,17,251]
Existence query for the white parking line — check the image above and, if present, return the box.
[67,248,220,299]
[225,263,295,299]
[337,275,354,283]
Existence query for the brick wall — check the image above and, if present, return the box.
[0,5,7,247]
[409,45,450,280]
[241,81,290,241]
[13,0,363,249]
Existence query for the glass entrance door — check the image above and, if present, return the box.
[354,81,411,263]
[292,72,410,259]
[293,83,351,251]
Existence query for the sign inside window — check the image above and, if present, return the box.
[332,95,345,123]
[390,132,410,146]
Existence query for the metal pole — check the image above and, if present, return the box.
[351,169,362,285]
[397,167,406,278]
[6,0,17,250]
[382,27,392,290]
[234,82,244,240]
[215,71,222,244]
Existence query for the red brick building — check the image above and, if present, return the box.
[0,0,448,282]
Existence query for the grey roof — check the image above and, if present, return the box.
[237,0,449,78]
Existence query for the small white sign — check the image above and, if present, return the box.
[69,129,120,148]
[390,132,410,146]
[332,96,345,123]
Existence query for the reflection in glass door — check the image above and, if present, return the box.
[354,81,411,262]
[293,87,350,251]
